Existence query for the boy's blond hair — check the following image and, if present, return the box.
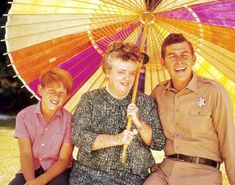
[40,67,73,93]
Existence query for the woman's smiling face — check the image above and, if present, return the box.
[107,59,138,98]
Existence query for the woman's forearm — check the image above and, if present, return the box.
[136,121,152,146]
[92,134,121,151]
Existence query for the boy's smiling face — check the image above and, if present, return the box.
[38,81,68,114]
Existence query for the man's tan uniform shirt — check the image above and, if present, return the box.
[151,73,235,184]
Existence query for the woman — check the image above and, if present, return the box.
[69,42,165,185]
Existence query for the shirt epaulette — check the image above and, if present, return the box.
[199,76,224,91]
[158,80,169,86]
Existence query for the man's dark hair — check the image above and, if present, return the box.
[161,33,195,59]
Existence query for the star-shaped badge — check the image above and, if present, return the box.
[197,97,206,107]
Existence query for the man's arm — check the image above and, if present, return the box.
[18,138,35,182]
[212,85,235,184]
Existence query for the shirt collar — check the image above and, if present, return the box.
[34,101,63,118]
[165,72,199,93]
[186,72,199,93]
[166,80,174,91]
[34,102,42,115]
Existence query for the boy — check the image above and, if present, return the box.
[9,68,73,185]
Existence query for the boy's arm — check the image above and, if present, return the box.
[25,143,73,185]
[18,138,35,181]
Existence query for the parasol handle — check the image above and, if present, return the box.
[120,22,149,166]
[120,64,142,165]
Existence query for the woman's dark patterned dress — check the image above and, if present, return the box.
[69,87,165,185]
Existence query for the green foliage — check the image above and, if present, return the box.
[0,1,37,115]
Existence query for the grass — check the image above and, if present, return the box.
[0,119,230,185]
[0,119,19,185]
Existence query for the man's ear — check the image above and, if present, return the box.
[193,54,196,64]
[37,85,43,96]
[161,58,165,66]
[106,69,110,78]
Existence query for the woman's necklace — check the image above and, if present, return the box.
[106,86,129,100]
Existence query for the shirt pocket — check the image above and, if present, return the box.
[188,107,212,134]
[190,107,210,116]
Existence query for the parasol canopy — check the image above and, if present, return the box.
[3,0,235,119]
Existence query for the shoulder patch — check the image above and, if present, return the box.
[158,80,168,86]
[199,76,223,90]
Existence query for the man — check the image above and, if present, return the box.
[144,33,235,185]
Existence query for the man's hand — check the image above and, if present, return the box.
[150,164,159,173]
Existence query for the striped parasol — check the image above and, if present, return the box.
[3,0,235,119]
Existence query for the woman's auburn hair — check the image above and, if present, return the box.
[102,41,143,73]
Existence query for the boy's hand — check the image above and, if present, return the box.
[24,177,45,185]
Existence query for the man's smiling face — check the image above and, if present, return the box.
[163,41,196,87]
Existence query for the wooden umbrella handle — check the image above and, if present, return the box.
[120,117,133,165]
[120,65,141,165]
[120,22,149,166]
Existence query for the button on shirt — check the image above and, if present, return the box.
[15,102,73,171]
[151,73,235,184]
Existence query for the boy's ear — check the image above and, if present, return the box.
[161,58,165,66]
[37,85,43,96]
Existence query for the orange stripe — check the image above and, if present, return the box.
[10,33,90,83]
[9,20,133,83]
